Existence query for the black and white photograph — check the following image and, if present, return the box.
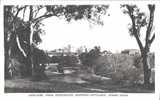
[0,0,160,99]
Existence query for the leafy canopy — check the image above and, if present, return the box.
[44,5,109,25]
[121,5,147,37]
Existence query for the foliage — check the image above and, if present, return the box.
[79,46,101,67]
[121,4,155,51]
[4,6,27,78]
[121,4,155,86]
[45,5,109,25]
[51,55,79,67]
[95,54,134,76]
[95,54,138,84]
[94,53,155,85]
[121,5,147,37]
[4,5,109,78]
[33,22,45,45]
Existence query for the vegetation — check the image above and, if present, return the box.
[50,55,79,73]
[4,5,109,79]
[79,46,101,73]
[94,53,154,86]
[121,4,155,87]
[4,4,155,92]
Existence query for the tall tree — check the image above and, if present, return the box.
[4,5,109,78]
[4,6,29,78]
[121,4,155,87]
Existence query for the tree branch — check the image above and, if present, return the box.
[134,31,144,52]
[126,5,144,51]
[145,5,155,45]
[29,6,33,21]
[33,6,44,18]
[149,33,155,44]
[23,6,27,21]
[10,6,26,30]
[16,35,27,57]
[32,13,54,23]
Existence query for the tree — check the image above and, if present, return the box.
[79,46,101,73]
[121,4,155,87]
[4,5,109,79]
[4,6,48,78]
[4,6,29,78]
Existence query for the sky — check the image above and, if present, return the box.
[37,4,155,53]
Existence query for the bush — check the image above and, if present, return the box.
[94,54,145,85]
[61,55,79,67]
[95,54,134,76]
[79,46,101,74]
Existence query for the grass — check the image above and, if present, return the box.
[5,71,154,93]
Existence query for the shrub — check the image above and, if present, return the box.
[51,55,79,67]
[58,55,79,67]
[79,46,101,74]
[94,54,145,85]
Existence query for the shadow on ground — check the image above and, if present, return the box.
[5,70,154,93]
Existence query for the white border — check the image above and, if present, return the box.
[0,0,160,100]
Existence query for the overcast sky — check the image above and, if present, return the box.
[37,4,155,53]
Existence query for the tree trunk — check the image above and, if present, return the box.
[5,31,16,78]
[16,35,27,57]
[28,6,36,77]
[29,23,35,77]
[4,45,10,78]
[4,31,9,78]
[142,51,151,87]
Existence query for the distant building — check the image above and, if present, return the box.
[121,49,140,56]
[47,50,78,57]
